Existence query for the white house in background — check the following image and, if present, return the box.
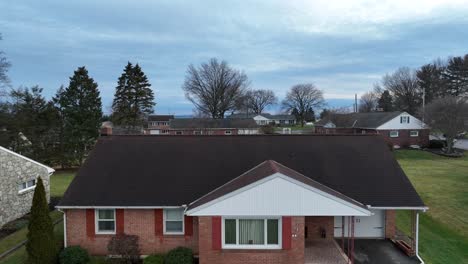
[0,146,54,227]
[228,113,296,126]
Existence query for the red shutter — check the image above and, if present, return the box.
[154,209,163,236]
[86,209,95,238]
[212,216,222,250]
[185,216,193,236]
[116,209,125,234]
[282,216,292,249]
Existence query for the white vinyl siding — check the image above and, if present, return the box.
[222,217,281,249]
[95,209,116,234]
[164,208,184,235]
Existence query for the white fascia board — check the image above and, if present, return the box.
[0,146,55,174]
[187,172,371,216]
[367,206,429,212]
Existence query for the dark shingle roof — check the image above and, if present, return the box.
[315,112,403,128]
[169,118,259,129]
[148,115,174,122]
[188,160,368,211]
[58,135,425,208]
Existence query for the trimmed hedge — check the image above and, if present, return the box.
[143,254,165,264]
[429,139,445,149]
[59,246,90,264]
[165,247,193,264]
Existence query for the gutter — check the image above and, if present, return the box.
[57,209,67,248]
[415,211,425,264]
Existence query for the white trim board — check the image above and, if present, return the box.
[187,172,371,216]
[0,146,55,174]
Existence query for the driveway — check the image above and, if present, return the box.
[455,139,468,150]
[336,239,420,264]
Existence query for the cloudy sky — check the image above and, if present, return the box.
[1,0,468,114]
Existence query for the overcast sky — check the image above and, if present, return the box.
[1,0,468,114]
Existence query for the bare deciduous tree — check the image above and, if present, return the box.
[281,83,324,126]
[358,92,378,112]
[244,89,277,114]
[0,34,11,97]
[381,67,422,115]
[423,96,468,154]
[183,58,249,118]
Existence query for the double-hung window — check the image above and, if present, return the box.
[410,130,419,137]
[400,116,410,124]
[223,218,281,249]
[18,179,36,193]
[95,209,116,234]
[164,208,184,235]
[389,130,399,138]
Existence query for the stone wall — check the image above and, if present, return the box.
[0,149,51,228]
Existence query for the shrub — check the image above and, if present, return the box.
[143,254,165,264]
[165,247,193,264]
[429,140,445,149]
[59,246,90,264]
[107,234,140,264]
[260,125,275,134]
[26,177,58,264]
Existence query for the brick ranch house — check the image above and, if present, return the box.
[150,118,260,135]
[57,135,427,263]
[314,112,430,148]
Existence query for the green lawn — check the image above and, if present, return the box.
[0,170,76,263]
[395,150,468,264]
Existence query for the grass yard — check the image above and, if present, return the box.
[395,150,468,264]
[0,170,76,264]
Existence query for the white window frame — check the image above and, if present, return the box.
[221,217,282,250]
[225,130,232,135]
[410,130,419,137]
[390,130,399,138]
[175,131,183,135]
[95,209,116,235]
[18,179,37,194]
[163,208,185,235]
[400,116,410,124]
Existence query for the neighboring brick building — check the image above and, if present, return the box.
[146,115,174,135]
[57,135,427,263]
[314,112,430,147]
[166,118,259,135]
[228,113,296,126]
[0,146,54,228]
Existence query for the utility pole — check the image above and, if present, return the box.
[354,94,358,113]
[422,88,426,125]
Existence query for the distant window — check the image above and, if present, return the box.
[400,116,410,124]
[161,130,169,134]
[18,179,36,193]
[193,131,202,135]
[390,130,399,137]
[176,131,183,135]
[95,209,115,234]
[410,130,419,137]
[164,208,184,234]
[361,130,366,134]
[225,130,232,135]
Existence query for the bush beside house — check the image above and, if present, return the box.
[59,246,90,264]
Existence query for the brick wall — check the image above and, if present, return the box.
[378,129,430,147]
[305,216,334,240]
[385,210,396,239]
[198,216,305,264]
[65,209,198,256]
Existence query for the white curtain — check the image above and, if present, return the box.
[239,219,264,245]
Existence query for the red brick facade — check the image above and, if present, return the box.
[66,210,396,262]
[198,216,305,264]
[65,209,198,256]
[314,127,430,147]
[305,216,334,240]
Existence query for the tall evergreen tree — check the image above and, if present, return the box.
[442,55,468,97]
[9,86,59,162]
[377,90,394,112]
[417,62,447,103]
[112,62,155,127]
[26,177,57,264]
[57,67,102,165]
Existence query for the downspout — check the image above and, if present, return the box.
[58,209,67,248]
[415,211,424,264]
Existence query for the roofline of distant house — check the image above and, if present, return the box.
[56,205,186,209]
[0,146,55,174]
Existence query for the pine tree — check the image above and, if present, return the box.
[442,55,468,97]
[377,90,394,112]
[111,62,155,128]
[26,177,57,264]
[57,67,102,165]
